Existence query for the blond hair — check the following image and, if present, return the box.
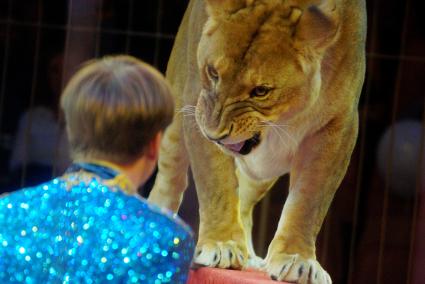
[61,55,174,164]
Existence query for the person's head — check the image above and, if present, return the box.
[60,55,174,168]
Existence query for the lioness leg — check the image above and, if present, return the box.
[148,115,189,212]
[186,128,248,269]
[266,116,358,283]
[236,168,276,267]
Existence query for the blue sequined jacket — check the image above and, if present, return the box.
[0,163,194,283]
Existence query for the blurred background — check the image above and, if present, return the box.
[0,0,423,283]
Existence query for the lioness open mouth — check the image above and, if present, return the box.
[219,132,261,155]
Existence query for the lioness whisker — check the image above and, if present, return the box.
[260,121,297,147]
[270,125,289,148]
[259,121,295,129]
[271,125,297,146]
[177,105,197,115]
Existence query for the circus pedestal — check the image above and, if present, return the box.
[188,268,290,284]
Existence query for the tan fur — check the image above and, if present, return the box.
[149,0,366,282]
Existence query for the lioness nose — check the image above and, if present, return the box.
[205,124,233,142]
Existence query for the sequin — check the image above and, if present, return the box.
[0,164,194,284]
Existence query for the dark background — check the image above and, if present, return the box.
[0,0,424,283]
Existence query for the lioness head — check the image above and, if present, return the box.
[195,0,338,156]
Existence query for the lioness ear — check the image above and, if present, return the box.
[294,2,339,50]
[205,0,250,17]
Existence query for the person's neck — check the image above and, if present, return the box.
[76,157,151,194]
[113,157,152,190]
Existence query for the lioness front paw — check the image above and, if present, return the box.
[193,240,247,269]
[245,255,266,270]
[266,253,331,284]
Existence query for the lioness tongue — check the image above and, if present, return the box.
[224,141,245,152]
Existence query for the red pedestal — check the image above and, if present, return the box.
[187,268,289,284]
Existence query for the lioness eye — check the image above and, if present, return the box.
[250,86,271,97]
[207,65,219,81]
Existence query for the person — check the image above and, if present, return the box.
[8,52,71,189]
[0,55,194,283]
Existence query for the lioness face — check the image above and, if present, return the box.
[195,4,322,156]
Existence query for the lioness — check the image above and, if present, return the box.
[149,0,366,283]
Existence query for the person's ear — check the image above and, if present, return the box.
[145,132,162,161]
